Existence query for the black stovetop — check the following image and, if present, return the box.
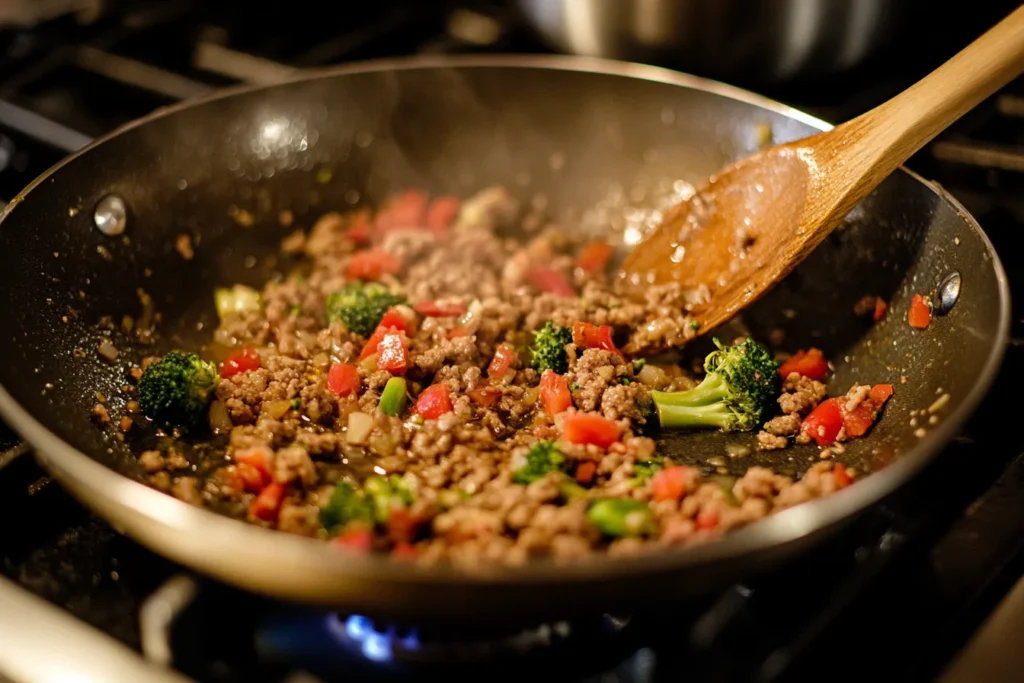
[1,2,1023,682]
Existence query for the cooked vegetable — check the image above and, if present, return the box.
[539,369,572,416]
[221,346,261,379]
[214,284,262,319]
[513,440,566,485]
[326,282,407,337]
[651,466,697,502]
[250,482,285,521]
[364,474,415,523]
[327,363,360,397]
[412,383,453,420]
[632,457,664,481]
[777,348,828,381]
[531,321,573,374]
[651,337,781,433]
[801,398,844,446]
[376,332,410,375]
[488,343,518,381]
[571,322,623,358]
[561,413,621,448]
[575,241,614,275]
[138,351,219,433]
[379,376,408,416]
[528,266,574,296]
[345,248,402,281]
[909,294,931,329]
[320,482,375,534]
[346,412,374,445]
[586,499,655,537]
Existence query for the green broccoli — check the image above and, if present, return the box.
[531,321,573,374]
[325,282,406,337]
[651,337,780,433]
[513,440,567,485]
[319,482,374,534]
[138,351,219,433]
[363,474,416,524]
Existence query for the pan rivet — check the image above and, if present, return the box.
[94,194,127,236]
[936,271,961,315]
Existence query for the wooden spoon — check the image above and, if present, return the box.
[620,6,1024,334]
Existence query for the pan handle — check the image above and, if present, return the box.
[0,100,93,463]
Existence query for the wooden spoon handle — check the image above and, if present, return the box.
[840,5,1024,179]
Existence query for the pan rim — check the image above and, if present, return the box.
[0,54,1011,593]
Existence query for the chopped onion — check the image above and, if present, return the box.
[346,412,373,445]
[214,284,262,320]
[97,338,119,361]
[637,364,670,389]
[208,400,232,432]
[359,354,378,372]
[521,386,539,406]
[458,299,484,334]
[263,399,292,419]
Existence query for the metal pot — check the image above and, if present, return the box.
[514,0,917,85]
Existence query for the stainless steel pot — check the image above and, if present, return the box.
[514,0,917,84]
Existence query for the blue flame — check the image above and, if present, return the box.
[337,614,420,664]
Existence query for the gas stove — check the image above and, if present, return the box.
[1,3,1023,682]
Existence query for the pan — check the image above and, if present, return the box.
[0,56,1009,623]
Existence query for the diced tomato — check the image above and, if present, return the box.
[327,363,360,397]
[873,298,888,322]
[539,369,572,417]
[234,447,272,484]
[651,466,694,502]
[221,346,261,379]
[250,482,285,522]
[446,327,469,339]
[425,196,461,237]
[833,464,853,488]
[376,332,409,375]
[468,385,502,408]
[869,384,894,404]
[696,509,719,530]
[842,383,895,438]
[801,398,844,447]
[576,241,614,275]
[413,383,453,420]
[562,413,621,448]
[345,248,401,281]
[488,343,518,381]
[392,541,418,559]
[908,294,931,329]
[387,508,424,543]
[575,460,597,485]
[347,213,371,245]
[379,306,415,334]
[359,327,385,360]
[778,348,828,381]
[233,463,267,493]
[375,188,428,232]
[571,322,624,358]
[335,527,373,552]
[413,300,466,318]
[528,266,575,297]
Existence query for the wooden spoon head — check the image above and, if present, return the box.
[619,140,832,334]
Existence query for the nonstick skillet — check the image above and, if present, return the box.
[0,56,1009,623]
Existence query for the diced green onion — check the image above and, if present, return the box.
[379,377,408,417]
[214,285,262,319]
[586,499,655,537]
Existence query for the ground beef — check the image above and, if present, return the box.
[115,184,878,570]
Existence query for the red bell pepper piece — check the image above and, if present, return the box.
[571,322,624,359]
[387,508,424,543]
[234,447,272,491]
[335,526,373,552]
[908,294,931,329]
[842,383,895,438]
[487,343,517,381]
[468,385,502,408]
[873,298,888,322]
[778,348,828,381]
[391,541,418,559]
[412,383,453,419]
[561,413,621,448]
[221,346,261,379]
[378,306,415,334]
[528,266,574,297]
[801,398,844,446]
[425,196,461,237]
[651,466,695,502]
[575,241,614,275]
[376,332,409,375]
[575,461,597,485]
[696,509,719,530]
[250,481,285,521]
[345,248,401,281]
[359,325,390,360]
[833,463,853,488]
[446,327,469,339]
[375,188,428,232]
[327,363,360,397]
[413,300,466,318]
[539,369,572,417]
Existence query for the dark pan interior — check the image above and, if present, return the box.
[0,62,1004,500]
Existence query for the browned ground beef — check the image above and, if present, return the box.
[117,185,871,569]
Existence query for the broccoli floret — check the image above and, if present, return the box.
[530,321,573,374]
[138,351,219,433]
[325,282,406,337]
[513,440,567,485]
[319,482,374,534]
[651,337,780,433]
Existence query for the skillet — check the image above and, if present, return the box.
[0,55,1009,623]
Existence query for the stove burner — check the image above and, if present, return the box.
[323,612,628,665]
